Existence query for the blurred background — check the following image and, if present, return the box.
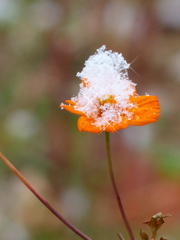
[0,0,180,239]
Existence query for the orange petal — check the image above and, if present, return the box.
[82,78,89,88]
[65,100,75,105]
[77,116,102,133]
[128,95,160,126]
[60,103,83,115]
[130,95,160,109]
[105,116,129,132]
[78,115,130,133]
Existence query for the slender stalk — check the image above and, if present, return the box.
[117,232,126,240]
[151,232,157,240]
[0,152,92,240]
[105,132,135,240]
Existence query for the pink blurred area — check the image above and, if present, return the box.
[0,0,180,239]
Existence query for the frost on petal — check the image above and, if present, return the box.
[73,45,136,129]
[61,46,160,132]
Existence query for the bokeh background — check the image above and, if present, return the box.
[0,0,180,239]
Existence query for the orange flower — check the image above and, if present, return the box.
[61,46,160,133]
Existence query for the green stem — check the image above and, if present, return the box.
[105,132,135,240]
[0,152,92,240]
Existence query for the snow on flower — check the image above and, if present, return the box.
[60,46,160,133]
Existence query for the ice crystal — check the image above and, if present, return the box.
[72,46,136,127]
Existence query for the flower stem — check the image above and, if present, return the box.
[151,232,157,240]
[105,132,135,240]
[0,152,92,240]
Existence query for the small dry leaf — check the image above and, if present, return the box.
[142,213,171,240]
[143,212,171,232]
[140,229,149,240]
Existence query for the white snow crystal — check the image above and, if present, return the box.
[72,45,136,127]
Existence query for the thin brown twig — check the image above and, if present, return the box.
[105,132,135,240]
[0,152,92,240]
[117,232,126,240]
